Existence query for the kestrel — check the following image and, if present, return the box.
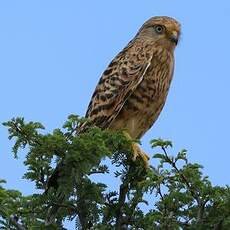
[46,16,180,224]
[83,16,180,166]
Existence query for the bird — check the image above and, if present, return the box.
[45,16,180,224]
[83,16,180,166]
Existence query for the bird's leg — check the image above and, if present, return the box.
[123,131,149,168]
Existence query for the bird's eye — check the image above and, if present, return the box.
[154,25,165,34]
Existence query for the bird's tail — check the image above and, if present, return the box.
[45,160,71,225]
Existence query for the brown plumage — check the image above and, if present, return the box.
[85,16,180,142]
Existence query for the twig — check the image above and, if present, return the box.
[88,170,107,175]
[125,188,143,225]
[115,178,129,229]
[162,146,207,225]
[162,147,199,202]
[50,201,77,212]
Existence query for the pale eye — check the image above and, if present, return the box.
[154,25,165,34]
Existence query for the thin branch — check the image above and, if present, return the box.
[115,178,129,230]
[157,184,168,217]
[125,189,143,224]
[88,170,107,175]
[50,201,77,212]
[162,146,208,225]
[162,147,200,202]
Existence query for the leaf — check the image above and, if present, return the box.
[150,138,173,149]
[175,149,188,164]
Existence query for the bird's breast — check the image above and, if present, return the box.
[110,50,174,139]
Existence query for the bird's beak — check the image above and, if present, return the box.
[169,31,179,45]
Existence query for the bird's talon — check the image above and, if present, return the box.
[131,143,149,168]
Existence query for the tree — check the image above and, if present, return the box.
[1,115,230,229]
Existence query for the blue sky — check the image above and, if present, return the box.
[1,0,230,226]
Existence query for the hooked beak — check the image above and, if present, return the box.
[169,31,179,45]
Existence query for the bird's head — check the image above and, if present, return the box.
[137,16,181,50]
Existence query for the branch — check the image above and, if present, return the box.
[162,146,210,225]
[50,201,77,212]
[75,176,93,230]
[162,147,200,202]
[157,184,168,217]
[115,178,129,229]
[125,188,143,225]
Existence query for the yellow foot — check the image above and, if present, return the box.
[122,130,149,168]
[131,142,149,168]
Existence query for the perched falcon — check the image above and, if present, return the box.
[83,16,180,165]
[46,16,180,224]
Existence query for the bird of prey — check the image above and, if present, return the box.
[46,16,180,224]
[83,16,180,166]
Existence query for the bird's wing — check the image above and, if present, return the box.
[85,42,153,129]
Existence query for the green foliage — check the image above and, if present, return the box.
[1,115,230,229]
